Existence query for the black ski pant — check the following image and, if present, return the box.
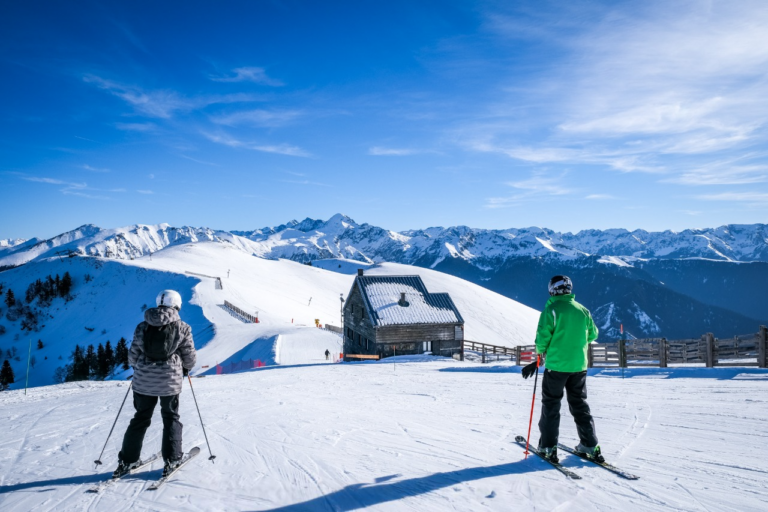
[538,369,598,449]
[119,391,183,464]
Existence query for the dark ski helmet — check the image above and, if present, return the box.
[548,275,572,296]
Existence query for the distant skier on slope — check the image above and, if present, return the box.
[325,349,330,360]
[113,289,197,479]
[521,275,603,464]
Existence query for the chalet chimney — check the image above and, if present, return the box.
[357,268,364,277]
[399,292,407,306]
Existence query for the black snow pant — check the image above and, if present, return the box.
[119,391,183,464]
[538,369,598,449]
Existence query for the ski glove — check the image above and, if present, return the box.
[183,368,189,377]
[521,361,538,379]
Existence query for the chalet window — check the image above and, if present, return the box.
[365,338,369,350]
[356,333,361,345]
[347,327,354,339]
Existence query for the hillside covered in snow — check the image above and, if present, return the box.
[0,242,538,390]
[2,215,767,341]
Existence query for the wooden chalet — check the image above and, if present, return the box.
[343,269,465,360]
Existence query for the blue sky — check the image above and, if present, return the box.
[2,0,767,239]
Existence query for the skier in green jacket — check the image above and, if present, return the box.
[522,275,603,464]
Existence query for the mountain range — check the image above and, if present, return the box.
[2,214,767,340]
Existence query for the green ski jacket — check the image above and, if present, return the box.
[534,294,598,373]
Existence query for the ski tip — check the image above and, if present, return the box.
[189,446,201,455]
[515,435,526,443]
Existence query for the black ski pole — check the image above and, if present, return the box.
[94,381,132,469]
[187,374,216,462]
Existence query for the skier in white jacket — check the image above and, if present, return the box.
[114,290,196,478]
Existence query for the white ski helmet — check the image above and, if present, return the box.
[156,289,182,310]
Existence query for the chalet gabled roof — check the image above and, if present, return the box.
[354,275,464,327]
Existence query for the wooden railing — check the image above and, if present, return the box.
[464,325,768,368]
[590,327,767,368]
[223,300,259,323]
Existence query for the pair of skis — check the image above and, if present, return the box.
[515,436,639,480]
[87,446,200,493]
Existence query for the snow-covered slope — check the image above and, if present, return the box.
[0,243,538,389]
[1,363,766,510]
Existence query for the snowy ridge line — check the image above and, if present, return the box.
[4,217,768,270]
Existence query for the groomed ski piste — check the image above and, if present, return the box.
[1,243,767,510]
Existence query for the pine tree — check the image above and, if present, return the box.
[96,343,106,379]
[104,341,115,377]
[5,289,15,308]
[85,344,97,378]
[0,359,14,385]
[55,274,61,295]
[70,345,88,381]
[59,272,73,298]
[37,340,44,349]
[116,337,129,370]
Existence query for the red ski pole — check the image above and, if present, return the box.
[524,354,541,459]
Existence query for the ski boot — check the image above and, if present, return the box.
[113,459,143,479]
[162,458,183,478]
[575,443,605,463]
[538,446,559,464]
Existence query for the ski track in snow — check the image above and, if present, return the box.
[2,363,768,511]
[2,243,767,510]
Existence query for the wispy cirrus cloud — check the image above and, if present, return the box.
[83,75,260,118]
[202,131,310,157]
[695,191,768,202]
[210,109,302,127]
[21,176,109,199]
[82,164,110,173]
[465,0,768,190]
[368,146,420,156]
[137,189,154,195]
[280,179,332,187]
[209,67,283,86]
[115,122,156,132]
[486,172,573,208]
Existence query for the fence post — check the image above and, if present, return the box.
[659,338,667,368]
[515,346,521,366]
[588,343,594,368]
[619,339,627,368]
[482,346,486,364]
[759,325,767,368]
[706,333,715,368]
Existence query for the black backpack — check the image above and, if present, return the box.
[143,323,177,362]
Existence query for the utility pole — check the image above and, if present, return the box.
[339,294,344,328]
[227,269,230,278]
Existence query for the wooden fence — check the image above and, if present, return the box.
[186,270,224,290]
[223,300,259,323]
[324,324,343,334]
[463,325,767,368]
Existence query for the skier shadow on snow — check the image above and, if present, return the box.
[0,470,159,495]
[261,459,549,511]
